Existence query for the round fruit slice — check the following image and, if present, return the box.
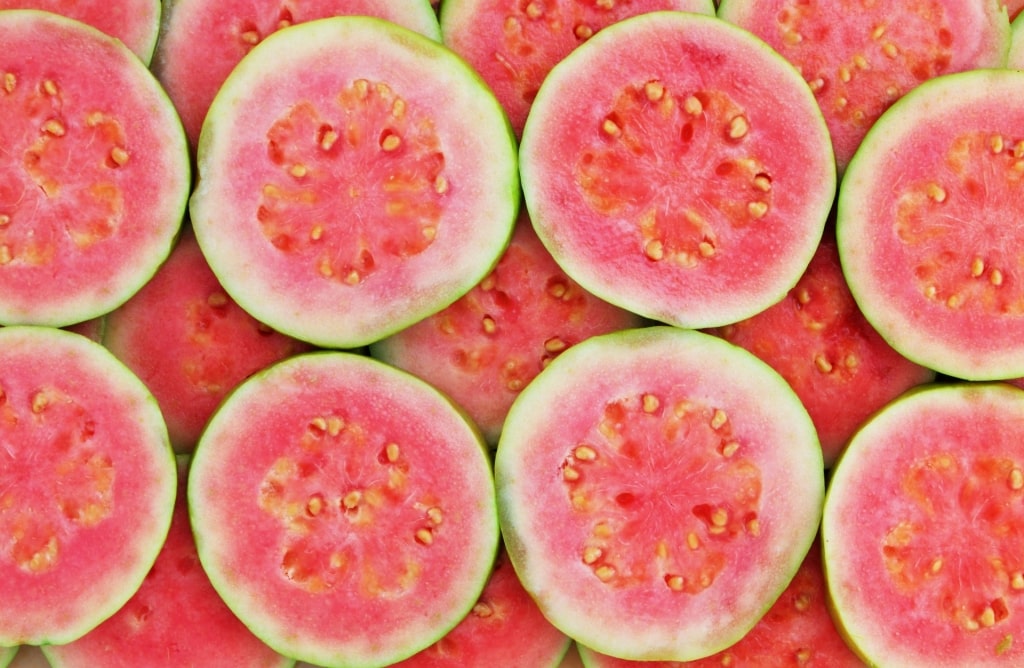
[495,326,824,662]
[823,382,1024,666]
[0,10,189,328]
[152,0,442,149]
[190,16,518,349]
[717,0,1011,171]
[189,351,499,667]
[519,11,835,330]
[837,68,1024,381]
[0,326,176,646]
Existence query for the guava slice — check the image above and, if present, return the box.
[438,0,715,137]
[495,326,825,662]
[370,214,643,445]
[0,10,189,328]
[717,0,1011,171]
[575,537,861,667]
[190,16,519,349]
[152,0,442,149]
[837,68,1024,381]
[0,0,161,64]
[103,226,312,453]
[707,232,936,467]
[42,456,292,668]
[823,382,1024,666]
[0,326,176,646]
[188,351,499,667]
[519,11,835,330]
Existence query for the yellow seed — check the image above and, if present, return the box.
[710,409,728,430]
[807,77,825,93]
[109,146,129,166]
[795,649,812,665]
[0,245,10,265]
[594,522,613,538]
[971,257,985,278]
[207,291,229,308]
[3,72,15,93]
[241,30,260,44]
[753,174,772,192]
[991,269,1004,287]
[644,81,665,102]
[416,528,434,545]
[525,1,543,18]
[571,492,588,510]
[845,354,859,369]
[289,163,308,178]
[310,224,324,241]
[574,445,597,461]
[596,0,614,8]
[427,507,444,525]
[594,565,616,582]
[310,416,328,432]
[329,552,344,569]
[835,96,848,110]
[381,133,401,151]
[853,54,870,70]
[782,29,802,45]
[747,201,769,219]
[345,270,361,285]
[746,518,761,536]
[31,391,48,413]
[991,134,1005,154]
[644,239,664,261]
[871,24,886,40]
[0,215,9,226]
[343,491,362,509]
[601,118,622,137]
[794,593,812,612]
[642,393,660,413]
[42,79,58,96]
[386,443,400,462]
[814,354,833,374]
[687,532,700,550]
[43,119,65,137]
[563,465,580,481]
[885,85,900,99]
[839,66,852,83]
[544,337,567,353]
[683,95,703,116]
[574,24,594,40]
[666,574,685,591]
[927,183,946,202]
[1016,141,1024,159]
[980,606,997,628]
[472,602,494,617]
[326,416,343,436]
[582,546,602,564]
[421,226,437,241]
[721,441,740,458]
[307,495,324,516]
[946,293,963,309]
[698,241,716,258]
[728,115,749,139]
[481,315,497,334]
[930,558,943,574]
[434,175,449,194]
[392,98,406,119]
[997,635,1013,655]
[1009,467,1024,490]
[710,508,729,527]
[320,129,338,151]
[1011,572,1024,589]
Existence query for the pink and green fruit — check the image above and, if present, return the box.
[190,16,519,350]
[103,227,312,453]
[496,326,824,662]
[370,214,644,445]
[0,326,175,646]
[188,351,499,667]
[520,10,835,330]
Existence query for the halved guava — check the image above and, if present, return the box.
[0,326,176,646]
[439,0,714,137]
[103,226,312,453]
[823,382,1024,666]
[707,232,936,467]
[0,10,189,328]
[837,68,1024,381]
[370,213,643,446]
[0,0,162,64]
[519,11,835,330]
[717,0,1011,171]
[495,326,824,662]
[188,351,499,667]
[42,456,292,668]
[190,16,519,349]
[152,0,442,149]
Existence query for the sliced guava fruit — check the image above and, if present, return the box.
[823,382,1024,666]
[837,68,1024,381]
[707,232,935,467]
[0,10,189,328]
[103,226,312,453]
[370,213,643,445]
[439,0,714,137]
[495,326,824,662]
[718,0,1011,171]
[0,326,176,646]
[519,11,835,330]
[42,456,292,668]
[188,351,499,667]
[190,16,519,349]
[0,0,162,64]
[152,0,442,149]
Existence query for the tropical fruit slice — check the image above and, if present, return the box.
[370,214,643,445]
[495,326,824,662]
[103,226,312,452]
[0,10,189,328]
[519,11,835,330]
[188,351,499,667]
[707,232,935,467]
[0,0,161,63]
[0,326,176,646]
[152,0,442,149]
[42,456,291,668]
[837,68,1024,381]
[718,0,1011,171]
[439,0,714,137]
[823,382,1024,666]
[190,16,519,349]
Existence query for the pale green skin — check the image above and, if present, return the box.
[1009,10,1024,67]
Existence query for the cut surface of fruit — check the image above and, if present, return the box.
[189,351,499,667]
[0,326,176,646]
[718,0,1011,170]
[190,16,518,349]
[823,382,1024,666]
[0,10,189,327]
[520,11,835,329]
[837,68,1024,381]
[495,326,824,662]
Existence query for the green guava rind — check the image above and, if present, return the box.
[837,68,1024,381]
[190,16,518,349]
[1009,10,1024,67]
[519,11,835,330]
[495,326,824,662]
[822,382,1024,667]
[188,351,499,668]
[0,326,176,646]
[0,10,189,328]
[153,0,441,148]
